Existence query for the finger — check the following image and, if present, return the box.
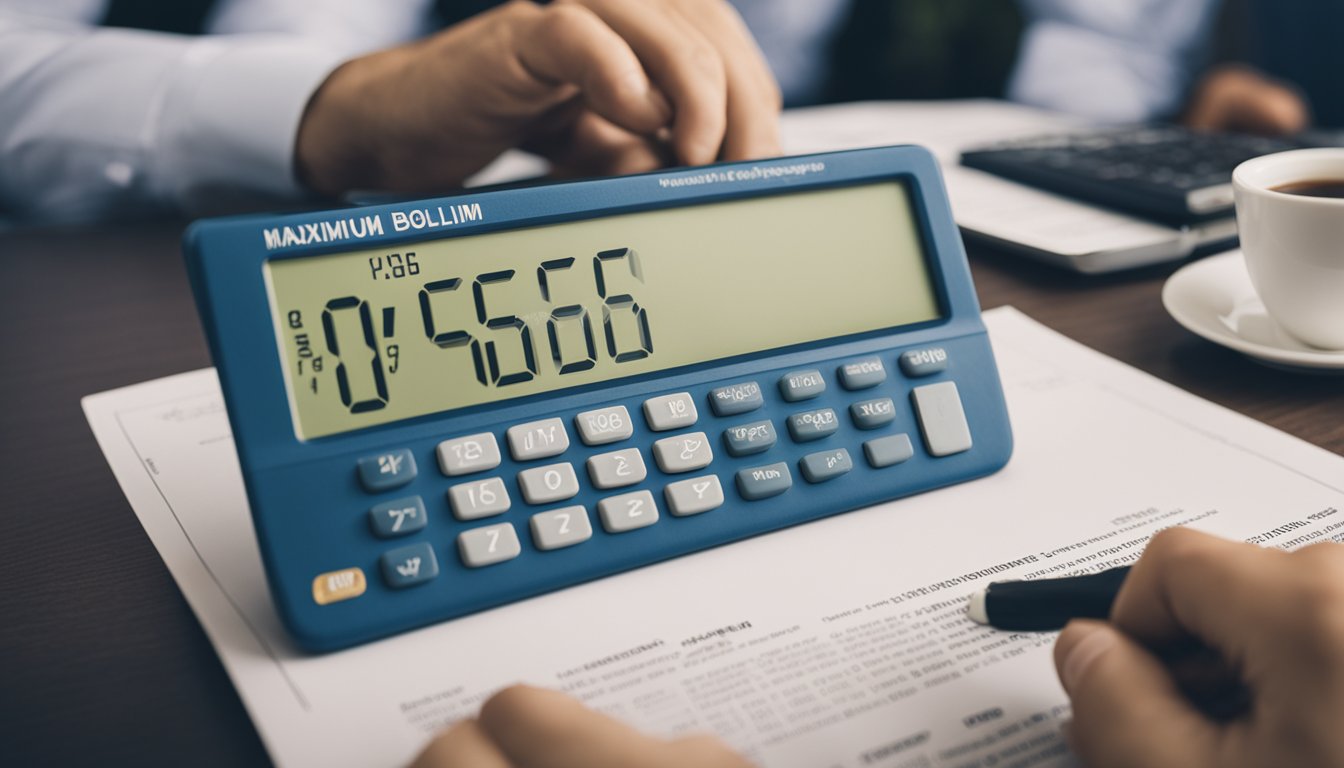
[411,719,513,768]
[1055,620,1225,768]
[1225,77,1309,135]
[479,685,678,768]
[552,112,671,177]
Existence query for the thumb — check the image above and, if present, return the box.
[1054,621,1222,768]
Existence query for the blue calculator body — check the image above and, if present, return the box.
[186,146,1012,652]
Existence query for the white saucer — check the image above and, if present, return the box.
[1162,250,1344,372]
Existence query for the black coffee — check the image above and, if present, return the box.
[1272,179,1344,198]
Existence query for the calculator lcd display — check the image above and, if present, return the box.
[266,181,940,439]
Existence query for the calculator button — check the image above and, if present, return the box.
[447,477,511,520]
[507,418,570,461]
[311,567,366,606]
[530,506,593,551]
[652,432,714,473]
[598,490,660,533]
[643,392,698,431]
[786,408,839,442]
[518,462,580,505]
[899,347,949,377]
[709,381,763,416]
[912,382,973,457]
[723,419,777,457]
[380,542,439,588]
[587,448,647,489]
[458,523,522,567]
[778,369,826,401]
[799,448,853,483]
[368,496,428,538]
[437,433,502,476]
[736,462,792,500]
[864,433,915,468]
[357,449,417,493]
[575,405,633,446]
[838,358,887,390]
[664,475,724,517]
[850,398,896,430]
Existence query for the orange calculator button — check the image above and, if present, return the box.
[312,568,367,605]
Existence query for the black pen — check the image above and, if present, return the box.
[966,566,1133,631]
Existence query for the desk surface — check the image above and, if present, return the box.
[2,223,1341,765]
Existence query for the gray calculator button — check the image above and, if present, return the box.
[643,392,698,431]
[899,347,949,377]
[447,477,511,520]
[530,506,593,551]
[518,462,580,505]
[507,418,570,461]
[598,490,660,533]
[786,408,839,442]
[357,449,417,492]
[850,398,897,430]
[575,405,633,446]
[736,462,792,500]
[864,433,914,468]
[369,496,428,538]
[436,433,501,476]
[778,369,826,401]
[912,381,973,457]
[838,358,887,390]
[709,381,763,416]
[380,542,439,588]
[586,448,647,489]
[664,475,724,517]
[652,432,714,473]
[458,523,522,567]
[799,448,853,483]
[723,419,777,457]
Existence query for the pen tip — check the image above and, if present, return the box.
[966,588,990,625]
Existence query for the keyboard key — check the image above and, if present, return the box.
[850,398,896,430]
[786,408,839,442]
[912,382,973,457]
[368,496,428,538]
[709,381,763,416]
[437,433,501,476]
[518,462,580,505]
[357,449,416,492]
[864,433,914,468]
[723,419,777,457]
[575,405,633,446]
[598,490,660,533]
[778,369,825,401]
[447,477,511,520]
[530,506,593,551]
[458,523,522,567]
[838,357,887,390]
[652,432,714,473]
[507,418,570,461]
[587,448,647,489]
[799,448,853,483]
[311,567,366,606]
[380,542,439,588]
[736,462,792,500]
[643,392,698,431]
[664,475,724,517]
[899,347,949,377]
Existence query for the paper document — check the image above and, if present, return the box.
[83,308,1344,768]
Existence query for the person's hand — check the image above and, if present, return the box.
[295,0,781,197]
[412,684,752,767]
[1054,527,1344,767]
[1183,65,1309,135]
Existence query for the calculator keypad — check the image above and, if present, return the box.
[723,419,777,456]
[598,490,660,533]
[709,381,763,416]
[786,408,839,442]
[643,392,698,431]
[507,418,570,461]
[447,477,511,520]
[779,369,825,401]
[530,506,592,551]
[864,433,914,468]
[736,462,793,499]
[575,405,633,445]
[437,433,502,476]
[911,382,973,457]
[850,398,896,430]
[369,496,427,538]
[517,463,580,505]
[799,448,853,483]
[587,448,647,489]
[665,475,724,516]
[357,449,417,492]
[459,523,521,567]
[652,432,714,473]
[381,542,439,588]
[838,358,886,390]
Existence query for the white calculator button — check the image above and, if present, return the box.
[507,418,570,461]
[652,432,714,473]
[643,392,697,431]
[447,477,511,520]
[458,523,522,568]
[518,462,580,505]
[664,475,724,517]
[575,405,633,446]
[530,506,593,551]
[598,490,660,533]
[437,433,501,476]
[911,381,973,457]
[586,448,647,489]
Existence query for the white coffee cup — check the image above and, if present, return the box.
[1233,148,1344,350]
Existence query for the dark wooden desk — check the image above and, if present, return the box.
[2,223,1341,766]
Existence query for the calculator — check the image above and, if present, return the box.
[185,145,1013,652]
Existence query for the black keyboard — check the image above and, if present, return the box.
[960,127,1335,226]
